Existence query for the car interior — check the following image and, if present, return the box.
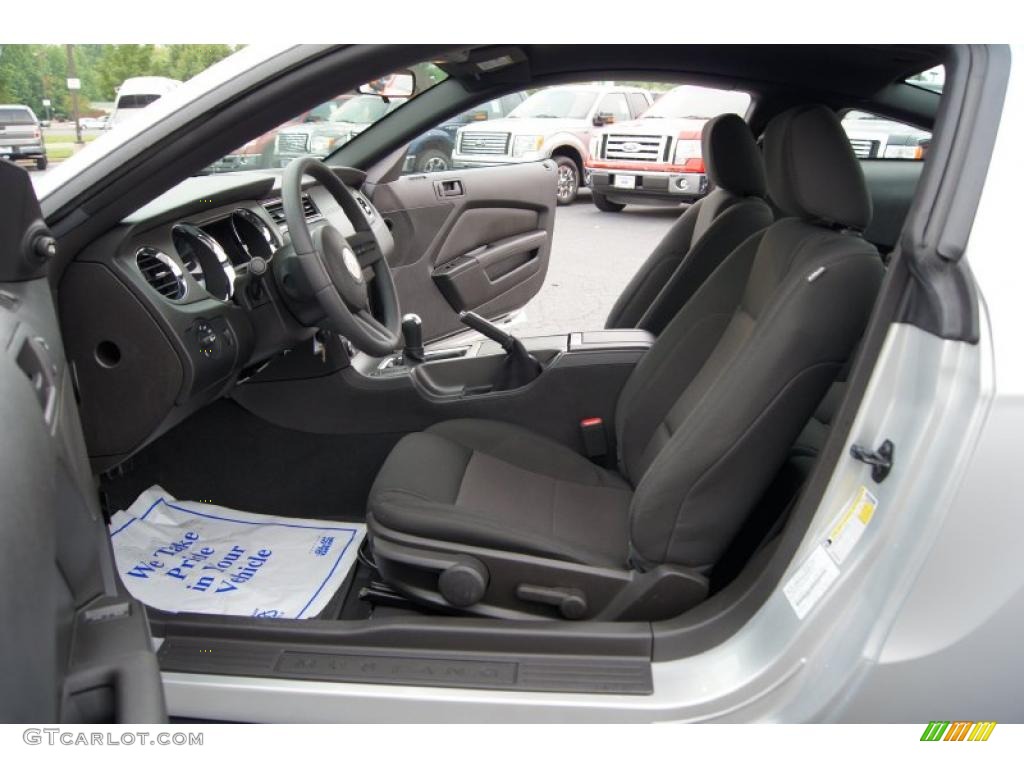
[3,44,970,719]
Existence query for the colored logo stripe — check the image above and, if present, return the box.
[969,722,997,741]
[920,721,996,741]
[944,722,973,741]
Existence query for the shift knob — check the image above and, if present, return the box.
[402,313,424,364]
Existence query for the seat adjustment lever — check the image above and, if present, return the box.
[516,584,588,619]
[850,439,894,483]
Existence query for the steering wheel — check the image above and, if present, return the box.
[280,157,402,356]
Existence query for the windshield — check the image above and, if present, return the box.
[116,94,163,109]
[509,89,598,120]
[642,86,750,119]
[202,61,446,174]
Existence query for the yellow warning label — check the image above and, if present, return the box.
[824,486,877,565]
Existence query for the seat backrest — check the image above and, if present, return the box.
[614,104,883,571]
[605,113,774,334]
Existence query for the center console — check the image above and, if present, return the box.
[235,319,655,461]
[363,318,654,402]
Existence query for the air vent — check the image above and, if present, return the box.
[136,247,187,300]
[262,199,285,226]
[261,194,321,231]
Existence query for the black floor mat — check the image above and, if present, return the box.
[101,398,404,521]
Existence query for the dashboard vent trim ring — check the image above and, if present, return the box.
[135,247,187,301]
[260,193,322,232]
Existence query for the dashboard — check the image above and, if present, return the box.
[58,167,376,470]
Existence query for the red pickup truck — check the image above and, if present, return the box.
[585,85,751,211]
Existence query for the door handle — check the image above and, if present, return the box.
[435,179,464,198]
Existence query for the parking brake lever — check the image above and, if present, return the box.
[458,311,515,351]
[459,311,542,390]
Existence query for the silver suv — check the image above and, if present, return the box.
[0,105,47,171]
[451,85,654,204]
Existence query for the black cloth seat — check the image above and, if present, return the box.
[371,419,632,568]
[605,112,774,334]
[368,105,883,617]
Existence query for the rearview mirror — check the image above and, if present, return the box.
[592,112,616,127]
[359,71,415,98]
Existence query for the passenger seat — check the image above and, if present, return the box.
[605,113,774,334]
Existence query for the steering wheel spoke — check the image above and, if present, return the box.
[280,157,402,357]
[354,309,396,343]
[347,231,384,266]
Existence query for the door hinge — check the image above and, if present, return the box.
[850,439,894,483]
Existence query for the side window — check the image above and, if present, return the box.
[627,92,650,118]
[595,93,631,124]
[840,110,932,161]
[499,93,525,116]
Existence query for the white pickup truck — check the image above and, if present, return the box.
[451,84,654,204]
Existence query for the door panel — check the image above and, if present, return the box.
[0,161,166,723]
[369,161,557,341]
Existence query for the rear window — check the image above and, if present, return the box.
[0,108,35,125]
[841,111,932,161]
[905,65,945,94]
[116,94,163,109]
[627,92,650,117]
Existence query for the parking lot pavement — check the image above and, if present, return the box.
[514,193,682,337]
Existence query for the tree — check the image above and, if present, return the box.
[94,45,157,100]
[164,44,236,82]
[40,46,72,116]
[0,45,43,110]
[75,45,109,102]
[0,44,240,114]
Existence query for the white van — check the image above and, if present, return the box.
[110,76,182,127]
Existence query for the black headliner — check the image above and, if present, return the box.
[513,44,944,97]
[440,44,946,131]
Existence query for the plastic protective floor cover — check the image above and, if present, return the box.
[110,486,365,618]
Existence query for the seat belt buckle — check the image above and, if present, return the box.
[580,417,608,460]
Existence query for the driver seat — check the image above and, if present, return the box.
[367,105,883,620]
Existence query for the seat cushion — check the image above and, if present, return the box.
[368,419,633,568]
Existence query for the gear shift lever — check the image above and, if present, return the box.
[401,313,425,364]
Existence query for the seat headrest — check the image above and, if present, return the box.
[702,113,766,198]
[763,104,872,230]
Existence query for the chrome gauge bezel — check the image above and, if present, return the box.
[171,223,237,300]
[230,207,282,262]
